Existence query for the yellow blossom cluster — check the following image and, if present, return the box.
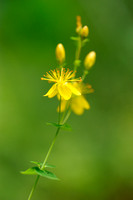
[41,16,96,115]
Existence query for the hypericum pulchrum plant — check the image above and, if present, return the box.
[21,16,96,200]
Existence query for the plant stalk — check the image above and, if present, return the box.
[74,36,82,72]
[27,97,62,200]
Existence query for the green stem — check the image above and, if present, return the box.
[62,109,71,124]
[81,70,88,81]
[58,95,61,125]
[27,98,62,200]
[27,176,39,200]
[74,36,82,72]
[41,127,60,170]
[60,100,70,124]
[75,37,81,60]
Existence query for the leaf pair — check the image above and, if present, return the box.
[30,161,55,169]
[47,122,71,131]
[70,36,89,47]
[21,167,59,180]
[21,161,59,181]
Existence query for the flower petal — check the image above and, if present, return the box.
[70,95,90,115]
[70,102,84,115]
[44,83,57,97]
[58,84,72,100]
[48,88,58,98]
[78,96,90,109]
[66,83,81,96]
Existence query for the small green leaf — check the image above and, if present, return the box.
[35,167,59,180]
[70,36,79,41]
[30,161,56,169]
[45,164,56,168]
[82,38,90,47]
[30,161,42,167]
[46,122,63,128]
[63,123,72,131]
[21,167,37,175]
[47,122,72,131]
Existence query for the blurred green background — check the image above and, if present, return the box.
[0,0,133,199]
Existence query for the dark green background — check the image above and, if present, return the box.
[0,0,133,199]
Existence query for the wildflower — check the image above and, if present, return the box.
[81,26,89,37]
[84,51,96,69]
[55,43,65,64]
[58,82,94,115]
[41,68,81,100]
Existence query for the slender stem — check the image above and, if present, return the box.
[58,95,61,125]
[60,100,70,124]
[81,70,89,81]
[74,36,82,72]
[41,127,60,170]
[62,109,71,124]
[75,37,81,60]
[27,176,40,200]
[27,98,62,200]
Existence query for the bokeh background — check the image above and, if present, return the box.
[0,0,133,199]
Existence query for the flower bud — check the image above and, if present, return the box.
[76,16,82,34]
[81,26,89,37]
[55,43,65,64]
[84,51,96,69]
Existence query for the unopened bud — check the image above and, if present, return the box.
[55,43,65,64]
[76,16,82,34]
[84,51,96,69]
[81,26,89,37]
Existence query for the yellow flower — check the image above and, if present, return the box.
[41,68,81,100]
[81,26,89,37]
[84,51,96,69]
[55,43,65,64]
[58,82,94,115]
